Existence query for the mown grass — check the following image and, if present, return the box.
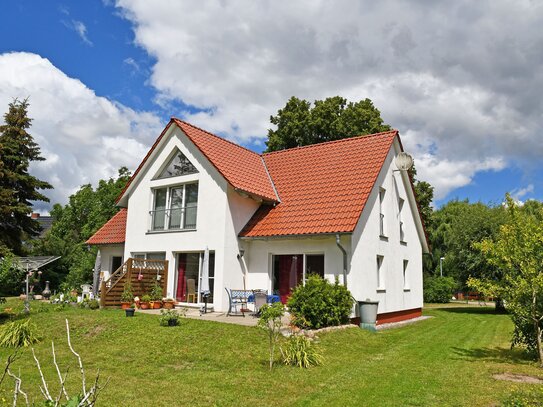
[0,299,542,406]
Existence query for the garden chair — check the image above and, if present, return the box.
[225,288,248,317]
[187,279,197,303]
[252,291,267,317]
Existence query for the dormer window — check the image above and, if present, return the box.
[150,183,198,231]
[157,149,198,179]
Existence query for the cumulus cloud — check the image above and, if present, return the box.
[0,52,162,212]
[114,0,543,199]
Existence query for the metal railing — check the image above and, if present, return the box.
[149,206,197,231]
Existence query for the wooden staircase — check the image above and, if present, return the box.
[100,258,169,307]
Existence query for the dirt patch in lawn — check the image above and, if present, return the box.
[84,325,106,338]
[493,373,543,384]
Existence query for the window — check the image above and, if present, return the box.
[150,183,198,231]
[157,148,198,179]
[176,252,215,303]
[377,255,385,290]
[379,188,386,237]
[305,254,325,279]
[111,256,123,273]
[403,260,409,290]
[399,198,406,242]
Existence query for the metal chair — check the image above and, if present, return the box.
[225,288,247,317]
[253,290,268,317]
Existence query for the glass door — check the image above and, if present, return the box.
[273,254,303,304]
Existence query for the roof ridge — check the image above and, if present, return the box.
[262,130,398,156]
[172,118,262,157]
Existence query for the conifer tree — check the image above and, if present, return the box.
[0,99,52,255]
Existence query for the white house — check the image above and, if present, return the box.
[87,118,429,324]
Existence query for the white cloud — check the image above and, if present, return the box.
[62,19,93,46]
[0,52,162,212]
[510,184,534,204]
[114,0,543,200]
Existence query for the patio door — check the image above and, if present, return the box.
[273,254,303,304]
[175,252,215,304]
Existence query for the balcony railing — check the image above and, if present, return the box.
[149,206,197,231]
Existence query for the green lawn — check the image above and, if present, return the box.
[1,299,542,406]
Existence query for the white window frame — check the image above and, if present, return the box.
[150,182,198,231]
[399,197,406,243]
[403,259,410,291]
[302,253,325,283]
[377,255,385,291]
[174,251,215,305]
[379,188,387,237]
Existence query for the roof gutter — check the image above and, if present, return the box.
[335,234,348,287]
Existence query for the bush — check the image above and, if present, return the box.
[79,299,100,310]
[281,334,323,368]
[120,281,134,303]
[287,275,354,329]
[159,309,185,326]
[0,318,41,348]
[423,276,456,303]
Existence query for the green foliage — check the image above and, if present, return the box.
[266,96,391,152]
[287,275,354,329]
[409,165,434,231]
[78,299,100,310]
[258,302,285,369]
[426,200,506,289]
[150,282,163,301]
[0,99,53,256]
[501,385,543,407]
[469,194,543,365]
[120,281,134,303]
[281,334,323,368]
[33,167,131,289]
[423,276,456,303]
[0,318,41,348]
[0,254,25,296]
[159,309,185,326]
[141,294,152,303]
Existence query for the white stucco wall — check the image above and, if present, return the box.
[123,125,261,311]
[98,245,124,281]
[349,139,424,315]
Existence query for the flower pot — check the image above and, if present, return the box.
[152,301,162,309]
[163,301,175,309]
[125,308,135,317]
[167,319,178,326]
[140,302,150,310]
[121,302,131,310]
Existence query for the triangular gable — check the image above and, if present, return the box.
[155,148,198,179]
[116,118,278,206]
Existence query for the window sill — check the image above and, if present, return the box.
[400,241,407,246]
[379,235,388,241]
[376,288,386,293]
[146,228,196,235]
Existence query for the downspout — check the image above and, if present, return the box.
[335,234,348,287]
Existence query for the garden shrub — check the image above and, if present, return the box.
[287,275,354,329]
[423,276,456,303]
[0,318,41,348]
[281,334,323,368]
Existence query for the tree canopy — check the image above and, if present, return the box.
[265,96,392,152]
[33,167,131,290]
[0,99,52,256]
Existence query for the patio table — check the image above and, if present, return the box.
[247,294,281,304]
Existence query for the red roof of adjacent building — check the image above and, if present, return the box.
[240,131,397,237]
[86,209,127,245]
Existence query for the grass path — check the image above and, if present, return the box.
[1,301,542,406]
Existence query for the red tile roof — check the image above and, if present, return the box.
[240,131,397,237]
[173,119,277,201]
[86,209,127,245]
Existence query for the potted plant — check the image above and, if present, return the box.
[125,303,135,317]
[150,283,163,309]
[120,281,134,310]
[163,298,176,309]
[140,294,151,310]
[159,309,183,326]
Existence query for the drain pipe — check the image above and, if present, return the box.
[335,234,348,287]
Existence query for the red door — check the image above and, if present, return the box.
[274,255,303,303]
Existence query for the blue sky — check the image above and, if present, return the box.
[0,1,541,211]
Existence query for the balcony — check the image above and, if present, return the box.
[149,206,197,232]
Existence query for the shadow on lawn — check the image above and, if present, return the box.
[436,307,504,315]
[451,346,533,365]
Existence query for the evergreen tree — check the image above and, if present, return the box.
[0,99,52,255]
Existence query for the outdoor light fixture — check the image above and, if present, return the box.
[237,249,245,260]
[440,256,445,277]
